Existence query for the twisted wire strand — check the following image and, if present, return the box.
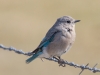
[0,44,100,74]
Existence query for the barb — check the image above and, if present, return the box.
[79,63,89,75]
[0,44,100,74]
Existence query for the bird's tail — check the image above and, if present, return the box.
[26,51,42,64]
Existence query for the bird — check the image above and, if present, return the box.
[26,16,80,65]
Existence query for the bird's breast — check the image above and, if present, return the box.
[46,31,75,56]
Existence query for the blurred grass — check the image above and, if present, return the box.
[0,0,100,75]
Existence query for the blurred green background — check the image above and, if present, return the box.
[0,0,100,75]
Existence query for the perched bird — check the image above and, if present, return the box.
[26,16,80,64]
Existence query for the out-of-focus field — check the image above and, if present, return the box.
[0,0,100,75]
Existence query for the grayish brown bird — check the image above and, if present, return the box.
[26,16,80,65]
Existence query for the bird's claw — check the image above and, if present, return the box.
[58,59,66,67]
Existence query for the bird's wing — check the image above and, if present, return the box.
[32,28,59,53]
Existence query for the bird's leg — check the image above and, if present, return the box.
[57,56,66,67]
[53,56,66,67]
[41,58,44,62]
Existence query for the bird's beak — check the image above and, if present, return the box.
[74,20,80,23]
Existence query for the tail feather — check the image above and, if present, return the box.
[26,52,42,64]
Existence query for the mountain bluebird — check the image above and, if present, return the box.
[26,16,80,65]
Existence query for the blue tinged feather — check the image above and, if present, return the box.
[39,33,55,47]
[26,51,42,63]
[26,31,58,63]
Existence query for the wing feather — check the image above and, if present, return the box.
[32,28,59,53]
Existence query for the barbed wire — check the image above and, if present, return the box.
[0,44,32,56]
[0,44,100,75]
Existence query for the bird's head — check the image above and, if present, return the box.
[57,16,80,28]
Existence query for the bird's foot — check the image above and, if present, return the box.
[53,56,66,67]
[58,59,66,67]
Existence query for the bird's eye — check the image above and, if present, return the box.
[67,21,71,23]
